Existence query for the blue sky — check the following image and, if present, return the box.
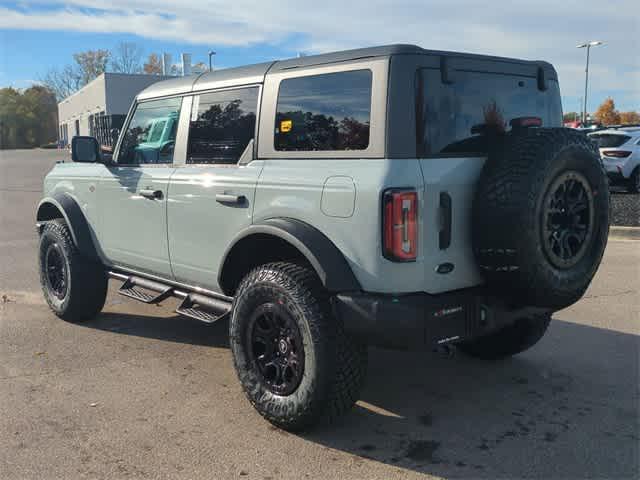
[0,0,638,113]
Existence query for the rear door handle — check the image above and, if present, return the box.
[216,193,246,205]
[139,189,163,200]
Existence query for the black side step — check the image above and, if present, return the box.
[118,277,174,304]
[176,293,231,324]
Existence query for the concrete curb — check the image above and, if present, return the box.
[609,226,640,241]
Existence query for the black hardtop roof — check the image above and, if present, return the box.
[138,44,556,99]
[270,43,554,71]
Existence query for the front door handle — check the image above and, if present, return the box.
[139,189,163,200]
[216,193,246,205]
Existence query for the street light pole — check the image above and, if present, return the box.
[208,50,216,71]
[577,41,603,125]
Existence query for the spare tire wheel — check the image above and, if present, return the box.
[473,128,609,309]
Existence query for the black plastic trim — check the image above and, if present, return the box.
[218,218,361,295]
[439,192,452,249]
[36,193,100,260]
[334,290,550,350]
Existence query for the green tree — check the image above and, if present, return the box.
[563,112,580,123]
[0,86,58,149]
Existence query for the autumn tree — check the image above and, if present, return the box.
[111,42,143,74]
[619,111,640,125]
[143,53,163,75]
[73,49,110,85]
[594,97,620,126]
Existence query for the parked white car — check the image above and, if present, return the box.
[589,127,640,193]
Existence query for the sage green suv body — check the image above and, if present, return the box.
[36,45,609,430]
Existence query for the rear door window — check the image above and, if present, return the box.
[187,87,259,164]
[416,69,562,156]
[274,70,372,151]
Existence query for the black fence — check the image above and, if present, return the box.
[88,113,126,148]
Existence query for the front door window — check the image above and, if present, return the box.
[117,97,182,165]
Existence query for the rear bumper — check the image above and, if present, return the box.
[606,170,626,183]
[334,289,549,350]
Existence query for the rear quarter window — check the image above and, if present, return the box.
[589,134,631,148]
[274,70,372,151]
[416,69,562,156]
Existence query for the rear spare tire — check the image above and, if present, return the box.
[473,128,609,309]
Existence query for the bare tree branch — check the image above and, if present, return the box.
[111,42,143,74]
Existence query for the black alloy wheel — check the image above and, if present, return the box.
[246,303,305,396]
[542,170,594,269]
[44,242,69,300]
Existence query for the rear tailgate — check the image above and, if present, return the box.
[418,157,486,294]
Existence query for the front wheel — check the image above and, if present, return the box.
[38,219,107,322]
[457,313,552,360]
[229,262,367,431]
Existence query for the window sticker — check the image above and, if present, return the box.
[280,119,292,133]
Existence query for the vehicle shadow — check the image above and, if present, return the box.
[83,310,639,479]
[88,309,230,349]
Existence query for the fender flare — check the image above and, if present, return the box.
[36,193,99,260]
[218,218,361,294]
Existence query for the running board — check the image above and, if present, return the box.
[108,271,231,325]
[175,294,231,324]
[118,277,174,304]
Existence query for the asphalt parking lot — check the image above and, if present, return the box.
[1,149,638,480]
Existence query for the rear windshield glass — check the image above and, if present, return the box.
[275,69,372,151]
[416,69,562,156]
[589,134,631,148]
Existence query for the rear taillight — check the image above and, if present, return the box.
[603,150,632,158]
[383,189,418,262]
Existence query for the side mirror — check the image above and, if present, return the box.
[71,136,101,163]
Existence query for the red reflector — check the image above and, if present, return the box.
[383,189,418,262]
[603,150,632,158]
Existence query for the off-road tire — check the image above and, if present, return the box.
[628,167,640,194]
[229,262,367,431]
[473,128,609,309]
[38,219,107,322]
[458,313,551,360]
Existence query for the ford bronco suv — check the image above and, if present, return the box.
[37,45,609,431]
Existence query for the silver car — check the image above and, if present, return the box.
[589,127,640,192]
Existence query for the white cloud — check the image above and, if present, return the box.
[1,1,638,109]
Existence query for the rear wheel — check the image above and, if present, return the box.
[229,262,367,431]
[38,219,107,322]
[458,313,551,360]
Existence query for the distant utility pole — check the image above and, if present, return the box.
[577,41,604,124]
[208,50,216,71]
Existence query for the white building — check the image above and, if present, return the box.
[58,72,173,146]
